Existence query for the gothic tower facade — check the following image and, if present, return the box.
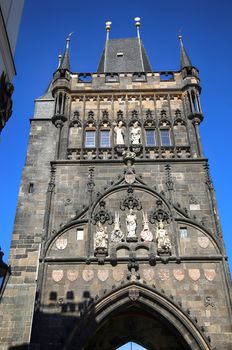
[0,21,232,349]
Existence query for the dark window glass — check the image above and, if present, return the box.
[85,131,95,147]
[160,129,171,146]
[100,130,110,147]
[146,129,156,146]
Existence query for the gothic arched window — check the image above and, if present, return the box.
[159,120,172,146]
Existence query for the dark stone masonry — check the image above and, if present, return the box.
[0,25,231,349]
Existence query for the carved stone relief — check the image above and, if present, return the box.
[97,269,109,282]
[140,211,153,242]
[173,269,185,281]
[111,212,124,242]
[156,220,171,255]
[94,221,108,254]
[55,238,67,250]
[198,237,210,249]
[52,270,64,282]
[67,270,79,282]
[82,269,94,282]
[188,269,200,281]
[204,269,216,281]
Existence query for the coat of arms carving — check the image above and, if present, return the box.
[204,269,216,281]
[67,270,79,282]
[113,269,124,282]
[198,237,209,249]
[128,288,139,301]
[158,269,169,281]
[55,238,67,250]
[97,269,109,281]
[143,268,155,282]
[173,269,185,281]
[188,269,200,281]
[52,270,64,282]
[82,269,94,281]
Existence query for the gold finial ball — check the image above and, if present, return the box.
[134,17,141,27]
[105,21,112,32]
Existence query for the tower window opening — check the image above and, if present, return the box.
[160,129,171,146]
[28,182,34,193]
[192,92,199,112]
[146,129,156,146]
[100,130,110,147]
[85,131,95,148]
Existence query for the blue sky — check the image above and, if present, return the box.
[0,0,232,274]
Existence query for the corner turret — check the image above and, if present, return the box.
[179,34,198,79]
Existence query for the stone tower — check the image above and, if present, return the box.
[0,20,232,350]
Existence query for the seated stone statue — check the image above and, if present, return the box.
[95,221,108,251]
[156,220,171,254]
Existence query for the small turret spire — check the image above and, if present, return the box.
[178,33,192,69]
[105,21,112,41]
[134,17,141,39]
[57,54,62,69]
[59,32,74,71]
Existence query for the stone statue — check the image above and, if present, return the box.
[95,221,108,250]
[126,209,137,238]
[156,220,171,254]
[114,120,125,145]
[111,212,124,242]
[130,121,141,144]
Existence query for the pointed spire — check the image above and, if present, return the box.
[179,33,192,69]
[59,33,74,71]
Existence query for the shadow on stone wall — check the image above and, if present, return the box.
[9,289,96,350]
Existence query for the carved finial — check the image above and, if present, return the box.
[134,17,141,39]
[66,32,74,49]
[105,21,112,41]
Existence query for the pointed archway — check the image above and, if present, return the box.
[117,342,147,350]
[64,282,213,350]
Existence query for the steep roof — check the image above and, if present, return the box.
[97,37,152,73]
